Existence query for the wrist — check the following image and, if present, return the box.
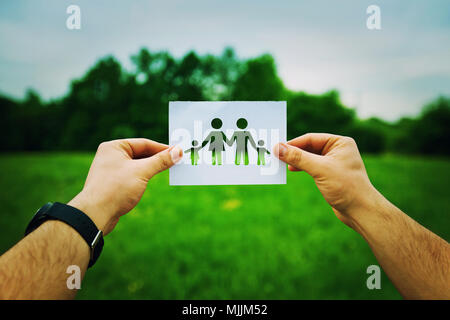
[343,184,387,234]
[68,191,111,234]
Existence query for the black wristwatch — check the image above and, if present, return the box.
[25,202,104,268]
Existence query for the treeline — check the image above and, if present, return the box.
[0,48,449,154]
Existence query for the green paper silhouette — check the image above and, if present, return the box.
[256,140,271,165]
[227,118,257,165]
[184,140,201,165]
[201,118,228,165]
[190,117,269,166]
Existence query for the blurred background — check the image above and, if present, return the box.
[0,0,449,299]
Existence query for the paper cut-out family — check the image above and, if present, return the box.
[184,118,271,166]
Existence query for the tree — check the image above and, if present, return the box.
[231,54,284,100]
[287,90,355,139]
[409,96,450,155]
[1,47,448,155]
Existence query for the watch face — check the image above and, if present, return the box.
[25,202,54,236]
[32,202,53,220]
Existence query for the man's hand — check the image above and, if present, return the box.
[274,133,450,299]
[0,138,182,299]
[69,139,182,235]
[274,133,378,228]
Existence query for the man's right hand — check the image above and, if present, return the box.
[274,133,381,229]
[275,133,450,299]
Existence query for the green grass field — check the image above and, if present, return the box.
[0,153,448,299]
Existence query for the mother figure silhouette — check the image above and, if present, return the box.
[201,118,228,165]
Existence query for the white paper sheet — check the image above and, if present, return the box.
[169,101,286,185]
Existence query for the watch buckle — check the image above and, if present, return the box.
[90,230,103,260]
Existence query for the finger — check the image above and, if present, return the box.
[137,145,183,179]
[274,142,324,176]
[287,133,340,155]
[118,138,169,159]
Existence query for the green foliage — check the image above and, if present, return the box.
[286,90,355,138]
[393,96,450,155]
[0,95,21,151]
[231,54,285,100]
[410,97,450,155]
[346,119,387,153]
[0,48,448,155]
[0,153,448,298]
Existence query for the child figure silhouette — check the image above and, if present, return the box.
[185,140,202,165]
[256,140,270,165]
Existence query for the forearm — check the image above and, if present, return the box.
[0,220,89,299]
[350,189,450,299]
[0,139,177,300]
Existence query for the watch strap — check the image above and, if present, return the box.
[25,202,104,268]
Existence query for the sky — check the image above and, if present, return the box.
[0,0,449,121]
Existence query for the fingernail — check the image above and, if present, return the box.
[276,143,287,158]
[170,145,182,164]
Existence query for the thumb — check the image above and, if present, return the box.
[137,145,183,179]
[274,142,323,177]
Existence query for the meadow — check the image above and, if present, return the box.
[0,153,448,299]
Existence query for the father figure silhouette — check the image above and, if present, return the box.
[227,118,257,165]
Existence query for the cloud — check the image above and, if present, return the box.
[0,0,449,120]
